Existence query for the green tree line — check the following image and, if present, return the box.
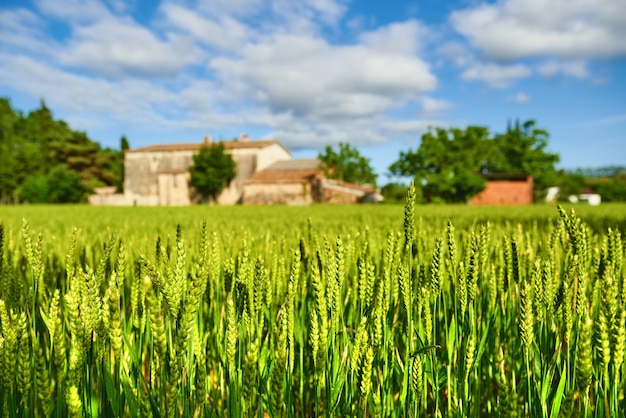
[3,97,623,205]
[318,142,377,187]
[315,120,625,204]
[388,120,560,203]
[0,98,124,204]
[385,120,626,203]
[318,121,562,203]
[556,166,626,203]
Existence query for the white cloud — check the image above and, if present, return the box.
[359,20,426,55]
[182,0,346,25]
[451,0,626,60]
[0,8,56,55]
[302,0,347,25]
[183,0,266,17]
[506,92,531,103]
[161,4,250,50]
[421,97,452,116]
[537,60,588,78]
[461,63,531,88]
[106,0,134,14]
[177,80,217,114]
[177,0,347,36]
[381,119,450,135]
[0,0,446,150]
[0,53,176,124]
[58,18,202,78]
[269,0,347,30]
[270,120,386,148]
[0,8,40,37]
[35,0,112,24]
[210,33,437,120]
[437,42,471,67]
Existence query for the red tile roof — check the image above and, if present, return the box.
[261,159,320,171]
[245,168,321,184]
[128,139,284,153]
[323,179,378,195]
[482,173,531,181]
[244,159,323,184]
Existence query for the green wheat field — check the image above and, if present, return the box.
[0,197,625,417]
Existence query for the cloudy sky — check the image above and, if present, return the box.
[1,0,624,181]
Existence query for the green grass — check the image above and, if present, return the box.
[0,202,624,417]
[2,202,625,240]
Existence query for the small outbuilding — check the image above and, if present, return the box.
[242,158,382,204]
[242,159,322,205]
[469,174,534,205]
[320,179,383,204]
[572,188,601,206]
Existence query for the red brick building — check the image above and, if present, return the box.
[469,174,533,205]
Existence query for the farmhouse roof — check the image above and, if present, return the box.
[263,159,321,170]
[482,173,531,181]
[323,179,379,195]
[128,139,289,154]
[245,159,322,184]
[580,187,598,195]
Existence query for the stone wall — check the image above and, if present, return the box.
[88,190,129,206]
[321,187,361,204]
[242,183,312,205]
[123,149,195,199]
[255,143,292,171]
[157,172,191,206]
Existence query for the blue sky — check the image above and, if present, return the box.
[1,0,624,183]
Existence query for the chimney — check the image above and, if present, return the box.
[204,135,211,145]
[240,132,248,142]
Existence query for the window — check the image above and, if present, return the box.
[173,174,178,187]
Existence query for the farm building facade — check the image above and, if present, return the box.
[242,159,382,205]
[469,174,534,205]
[90,135,381,206]
[123,135,290,205]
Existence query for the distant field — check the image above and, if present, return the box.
[2,202,625,240]
[0,201,624,416]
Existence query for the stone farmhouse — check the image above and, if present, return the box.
[89,134,382,206]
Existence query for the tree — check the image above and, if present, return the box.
[189,143,237,202]
[0,98,24,203]
[107,135,128,193]
[47,165,86,203]
[578,166,626,178]
[119,135,130,191]
[318,142,377,186]
[380,182,409,203]
[18,175,49,204]
[389,126,495,203]
[389,120,560,203]
[555,171,585,202]
[121,135,130,152]
[0,97,123,204]
[491,120,559,201]
[586,173,626,202]
[18,165,85,203]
